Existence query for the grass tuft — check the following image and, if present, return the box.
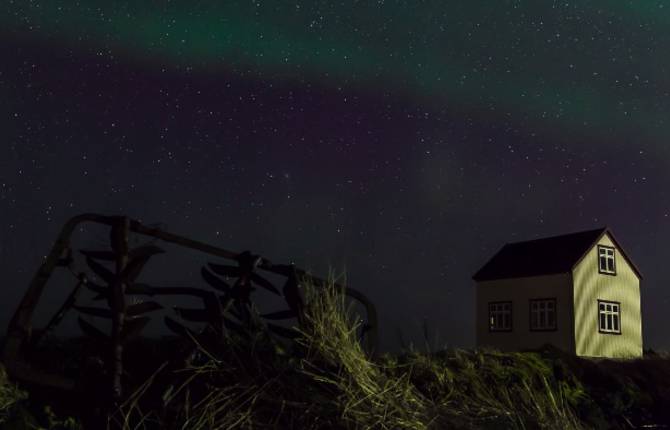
[0,363,28,425]
[295,275,431,429]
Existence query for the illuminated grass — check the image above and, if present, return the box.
[3,278,670,428]
[0,363,27,425]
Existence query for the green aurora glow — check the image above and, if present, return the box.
[4,1,670,146]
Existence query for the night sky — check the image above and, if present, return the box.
[2,1,670,352]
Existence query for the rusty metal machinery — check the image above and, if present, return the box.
[2,213,378,403]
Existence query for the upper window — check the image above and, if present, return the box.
[598,245,616,275]
[598,300,621,334]
[489,302,512,332]
[530,298,557,331]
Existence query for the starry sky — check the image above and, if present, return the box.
[2,1,670,351]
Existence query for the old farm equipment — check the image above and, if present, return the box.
[2,213,378,408]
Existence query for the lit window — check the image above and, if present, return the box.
[598,246,616,275]
[598,300,621,334]
[489,302,512,331]
[530,299,557,330]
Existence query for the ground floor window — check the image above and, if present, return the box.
[489,302,512,331]
[530,298,556,330]
[598,300,621,334]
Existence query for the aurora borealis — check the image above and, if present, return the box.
[2,1,670,350]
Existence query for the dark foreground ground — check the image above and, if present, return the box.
[2,338,670,429]
[2,286,670,430]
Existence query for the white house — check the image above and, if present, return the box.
[473,228,643,358]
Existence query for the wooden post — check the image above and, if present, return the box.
[110,216,130,401]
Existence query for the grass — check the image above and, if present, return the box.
[120,276,433,429]
[389,348,585,429]
[293,278,430,429]
[2,278,670,428]
[0,363,27,426]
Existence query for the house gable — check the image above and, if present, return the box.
[571,229,643,280]
[572,232,642,358]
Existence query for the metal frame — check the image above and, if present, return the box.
[2,213,378,397]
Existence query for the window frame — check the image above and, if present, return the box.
[597,299,622,335]
[529,298,557,332]
[488,301,513,332]
[597,245,617,276]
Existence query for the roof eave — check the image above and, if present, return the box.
[473,270,571,282]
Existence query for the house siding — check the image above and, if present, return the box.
[476,273,574,352]
[572,233,642,358]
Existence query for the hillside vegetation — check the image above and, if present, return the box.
[1,283,670,429]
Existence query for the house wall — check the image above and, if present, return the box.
[572,234,642,358]
[476,273,574,352]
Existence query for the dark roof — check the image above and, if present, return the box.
[472,227,643,281]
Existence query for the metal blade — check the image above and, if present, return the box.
[201,267,231,293]
[128,245,165,260]
[80,249,117,261]
[121,256,152,282]
[126,283,156,296]
[121,316,151,341]
[207,263,241,277]
[126,301,162,317]
[84,280,107,295]
[85,257,115,284]
[251,273,280,295]
[174,307,209,322]
[78,317,108,339]
[164,316,195,339]
[74,306,112,319]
